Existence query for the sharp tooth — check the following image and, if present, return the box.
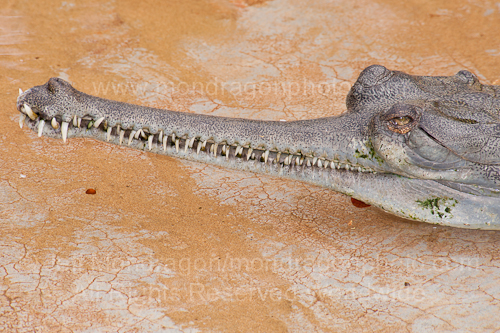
[51,117,59,129]
[345,164,349,170]
[357,167,362,172]
[175,138,180,153]
[324,160,328,169]
[38,119,45,137]
[117,125,120,133]
[296,157,300,165]
[189,137,195,148]
[185,138,190,153]
[93,117,105,128]
[106,126,112,141]
[235,146,242,156]
[134,129,142,139]
[331,161,335,168]
[317,159,322,168]
[77,117,81,128]
[213,143,218,157]
[312,157,318,166]
[148,135,153,150]
[158,130,163,144]
[202,140,207,149]
[163,136,168,151]
[251,152,255,160]
[73,115,78,127]
[61,121,69,143]
[263,150,269,163]
[128,130,136,145]
[284,155,290,165]
[19,88,23,96]
[171,133,175,142]
[119,130,125,145]
[247,148,253,161]
[222,145,226,155]
[19,114,26,128]
[299,157,304,166]
[307,159,311,167]
[276,152,281,163]
[24,104,38,120]
[197,142,202,154]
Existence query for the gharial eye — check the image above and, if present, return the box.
[389,116,412,126]
[382,104,421,135]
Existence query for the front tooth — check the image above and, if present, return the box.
[213,143,218,157]
[263,150,269,163]
[38,119,45,137]
[106,127,112,142]
[73,115,78,127]
[94,117,105,128]
[158,130,163,144]
[128,130,136,145]
[148,135,153,150]
[163,136,168,151]
[19,88,23,96]
[134,129,142,139]
[119,130,125,145]
[24,104,38,120]
[175,138,180,153]
[246,148,253,161]
[51,117,59,129]
[19,114,26,128]
[61,121,69,143]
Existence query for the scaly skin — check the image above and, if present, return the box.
[16,65,500,229]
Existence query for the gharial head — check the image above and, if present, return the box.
[346,65,500,197]
[15,65,500,204]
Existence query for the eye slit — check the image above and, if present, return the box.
[389,116,412,126]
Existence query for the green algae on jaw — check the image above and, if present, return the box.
[416,197,458,219]
[355,140,384,165]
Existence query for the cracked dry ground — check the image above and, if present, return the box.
[1,0,500,331]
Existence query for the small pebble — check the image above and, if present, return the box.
[86,189,96,195]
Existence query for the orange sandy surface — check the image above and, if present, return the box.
[1,0,500,331]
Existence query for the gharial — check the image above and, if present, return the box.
[16,65,500,229]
